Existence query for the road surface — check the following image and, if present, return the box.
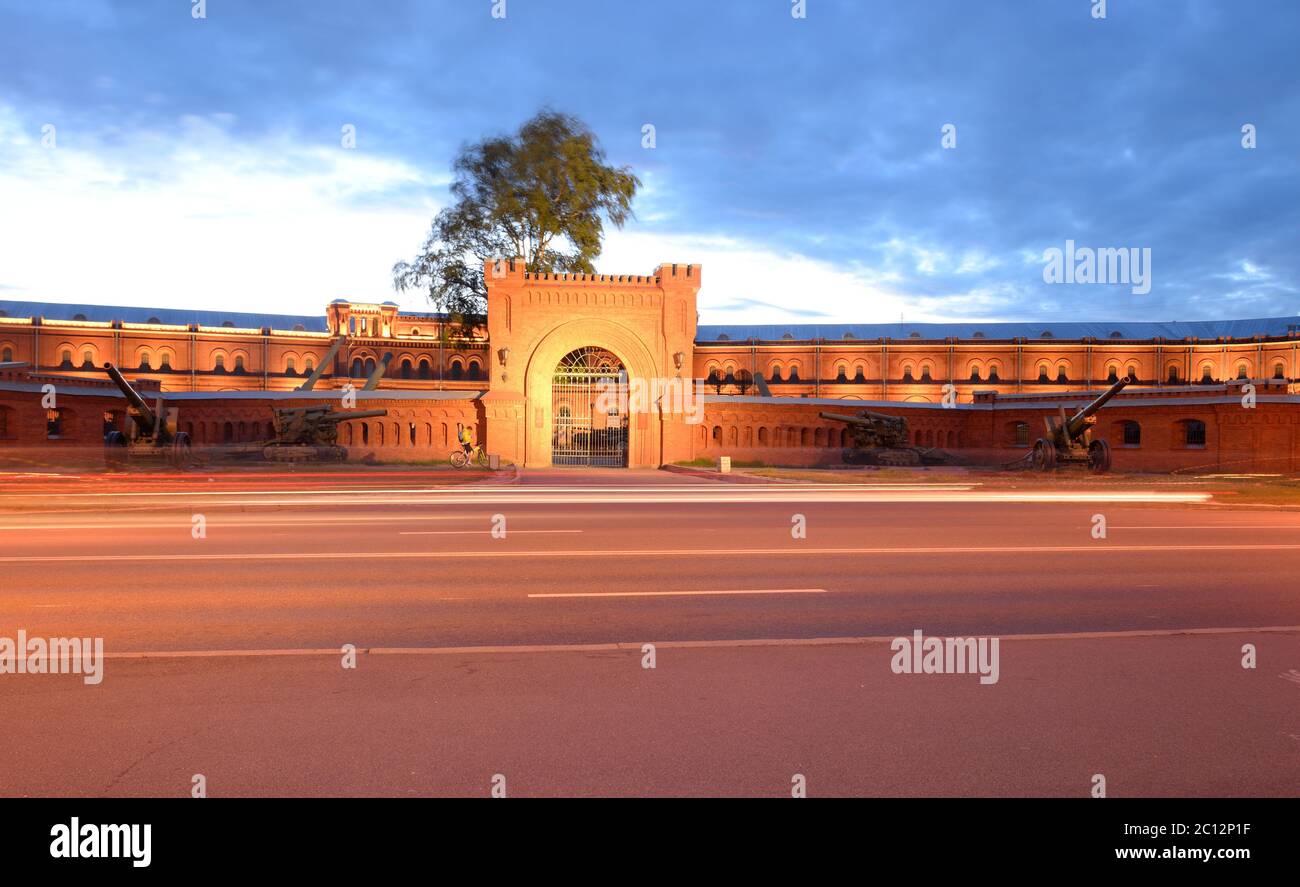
[0,467,1296,796]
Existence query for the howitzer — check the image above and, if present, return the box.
[102,363,191,468]
[819,408,949,467]
[818,409,910,450]
[1029,374,1132,473]
[259,405,388,462]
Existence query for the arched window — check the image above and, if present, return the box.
[1126,366,1138,383]
[1183,419,1207,447]
[1120,420,1141,447]
[1011,422,1030,447]
[138,351,152,370]
[787,365,800,382]
[1037,365,1050,383]
[1,346,12,362]
[987,364,1000,382]
[853,365,866,382]
[901,364,915,383]
[418,359,431,380]
[1237,364,1248,380]
[1056,365,1069,383]
[304,357,315,375]
[285,357,297,374]
[1273,363,1286,380]
[919,364,933,383]
[468,360,481,380]
[768,365,783,383]
[82,350,95,369]
[969,367,982,382]
[213,355,226,373]
[60,350,73,369]
[450,360,463,380]
[1167,365,1180,383]
[1200,365,1214,384]
[400,359,412,379]
[835,364,848,383]
[1106,365,1119,384]
[234,355,246,374]
[159,352,172,370]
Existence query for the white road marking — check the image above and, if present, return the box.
[400,529,582,536]
[528,588,826,599]
[1110,525,1300,529]
[84,624,1300,660]
[0,542,1295,564]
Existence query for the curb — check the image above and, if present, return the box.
[660,464,776,484]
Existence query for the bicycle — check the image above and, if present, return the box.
[450,444,489,469]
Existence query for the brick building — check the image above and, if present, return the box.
[3,261,1300,472]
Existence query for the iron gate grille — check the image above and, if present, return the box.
[552,348,628,467]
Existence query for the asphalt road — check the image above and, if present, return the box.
[0,467,1297,796]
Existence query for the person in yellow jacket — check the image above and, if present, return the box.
[456,423,474,456]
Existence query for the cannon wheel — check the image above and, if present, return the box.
[170,432,192,468]
[1031,439,1057,471]
[1088,439,1112,473]
[104,430,128,468]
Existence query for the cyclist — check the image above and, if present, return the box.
[456,423,475,457]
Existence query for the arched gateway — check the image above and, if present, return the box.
[480,260,703,469]
[551,347,628,467]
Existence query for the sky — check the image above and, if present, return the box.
[0,0,1297,325]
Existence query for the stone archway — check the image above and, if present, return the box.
[521,318,662,467]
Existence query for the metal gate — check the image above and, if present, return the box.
[551,347,628,467]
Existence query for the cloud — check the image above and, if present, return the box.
[0,107,447,314]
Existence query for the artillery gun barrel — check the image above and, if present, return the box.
[103,363,157,431]
[296,336,347,391]
[819,411,868,424]
[818,410,905,426]
[1064,375,1132,439]
[362,353,394,391]
[321,409,388,421]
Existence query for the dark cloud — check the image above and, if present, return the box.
[1,0,1296,321]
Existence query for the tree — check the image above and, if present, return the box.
[393,110,640,327]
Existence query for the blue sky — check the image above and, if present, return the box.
[1,0,1297,324]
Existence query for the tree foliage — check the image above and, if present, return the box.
[393,110,640,327]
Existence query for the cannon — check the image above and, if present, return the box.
[258,405,388,462]
[819,409,946,467]
[102,363,192,468]
[1029,375,1132,472]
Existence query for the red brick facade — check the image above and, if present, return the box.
[3,267,1300,473]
